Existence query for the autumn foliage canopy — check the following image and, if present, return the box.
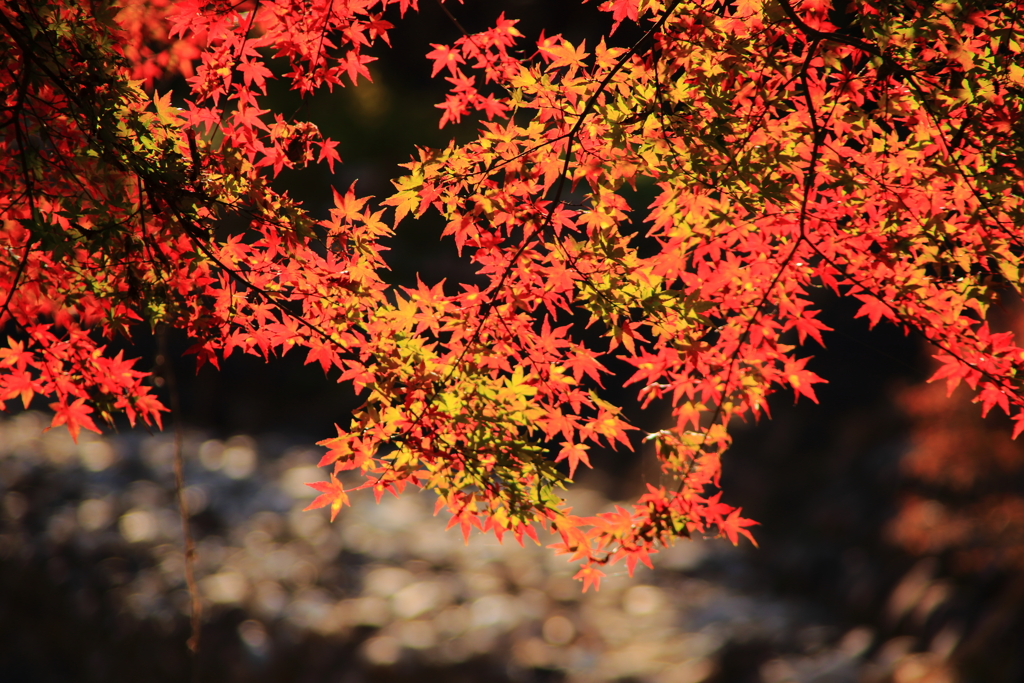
[2,0,1023,588]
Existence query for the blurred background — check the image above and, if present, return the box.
[3,1,1024,681]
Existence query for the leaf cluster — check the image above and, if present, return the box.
[2,0,1023,588]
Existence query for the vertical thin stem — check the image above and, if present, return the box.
[156,325,202,676]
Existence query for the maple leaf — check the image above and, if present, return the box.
[474,93,508,119]
[436,93,470,128]
[1013,413,1024,440]
[446,501,485,543]
[853,294,899,328]
[600,0,640,31]
[152,90,184,126]
[425,43,465,77]
[555,441,592,479]
[317,425,374,471]
[318,139,341,171]
[0,338,29,368]
[976,384,1011,417]
[3,372,40,408]
[445,69,476,93]
[303,474,350,522]
[543,39,589,75]
[734,0,763,18]
[793,311,830,346]
[49,399,101,443]
[564,345,608,385]
[130,389,169,430]
[784,358,826,404]
[593,505,633,537]
[718,508,759,547]
[396,0,418,17]
[573,564,605,592]
[331,183,370,223]
[622,545,655,576]
[385,173,423,226]
[238,59,273,94]
[304,337,339,373]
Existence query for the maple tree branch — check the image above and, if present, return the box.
[797,38,823,240]
[311,0,336,73]
[778,0,1024,262]
[533,1,687,301]
[673,233,807,494]
[0,239,32,332]
[769,2,1024,407]
[455,0,687,331]
[778,0,1023,254]
[383,6,687,465]
[156,325,202,668]
[902,81,1024,251]
[673,33,826,495]
[0,7,121,161]
[0,49,39,330]
[432,0,472,39]
[775,0,881,57]
[171,210,356,362]
[803,236,1024,405]
[202,0,263,138]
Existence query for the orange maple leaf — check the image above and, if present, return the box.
[556,442,592,479]
[303,474,350,522]
[49,399,100,443]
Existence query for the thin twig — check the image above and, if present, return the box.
[157,326,202,673]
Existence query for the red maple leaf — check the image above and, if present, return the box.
[555,441,592,479]
[425,43,465,77]
[303,474,350,522]
[49,399,100,443]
